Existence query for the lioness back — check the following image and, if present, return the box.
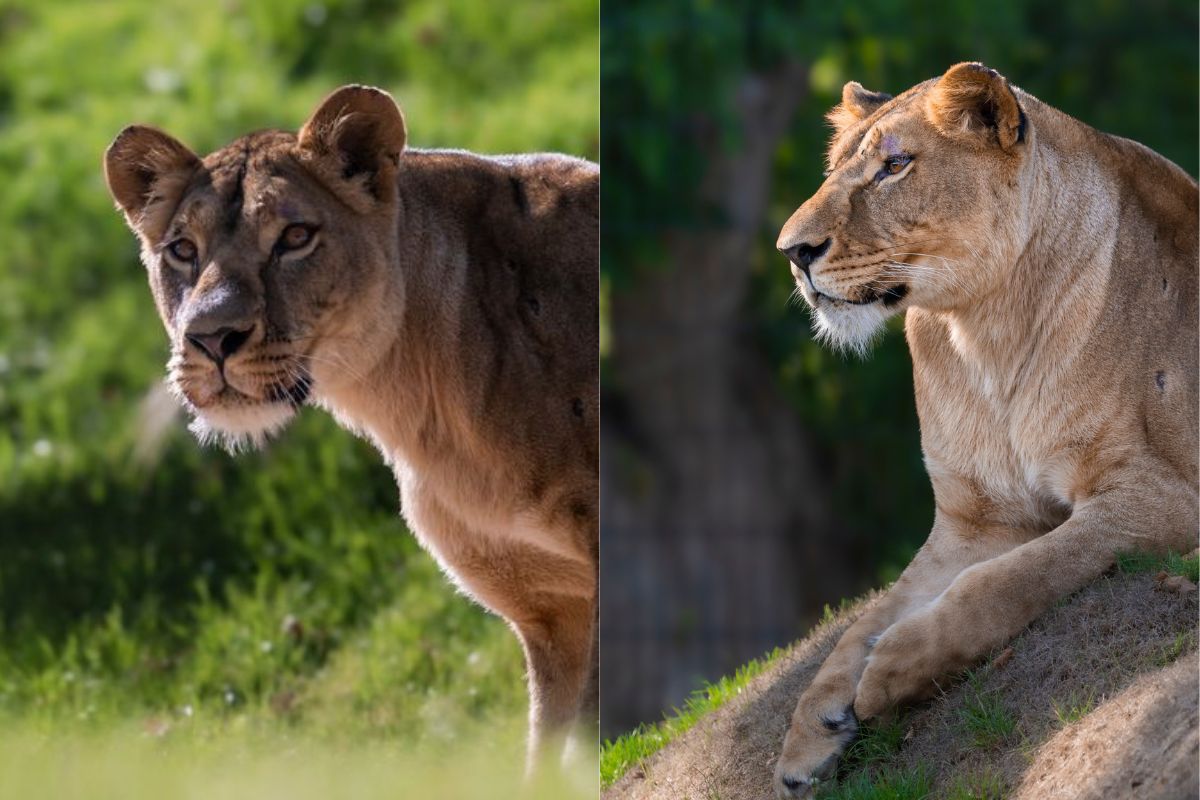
[1089,124,1198,484]
[392,149,600,528]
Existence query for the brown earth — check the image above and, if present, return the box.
[606,570,1199,800]
[1012,657,1197,800]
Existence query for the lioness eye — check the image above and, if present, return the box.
[167,238,197,263]
[880,154,912,178]
[277,223,316,252]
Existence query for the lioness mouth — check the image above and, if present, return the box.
[193,375,312,410]
[268,375,313,406]
[880,283,909,306]
[808,282,908,307]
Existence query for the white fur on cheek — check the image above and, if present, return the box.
[810,300,891,357]
[187,402,297,453]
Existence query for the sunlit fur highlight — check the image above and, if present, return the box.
[186,402,295,453]
[808,300,889,357]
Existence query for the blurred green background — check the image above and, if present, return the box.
[600,0,1197,735]
[0,0,597,787]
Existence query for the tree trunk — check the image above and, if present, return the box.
[601,62,858,736]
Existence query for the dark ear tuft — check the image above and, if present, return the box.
[103,125,201,226]
[828,81,893,134]
[926,62,1025,150]
[298,85,407,200]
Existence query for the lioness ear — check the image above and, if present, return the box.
[927,62,1025,150]
[298,85,407,201]
[104,125,201,228]
[827,81,893,134]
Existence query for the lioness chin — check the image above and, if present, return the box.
[104,85,598,769]
[773,62,1197,797]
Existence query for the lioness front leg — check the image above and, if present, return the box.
[405,491,597,773]
[446,543,595,773]
[774,519,1023,798]
[854,471,1198,721]
[513,589,597,769]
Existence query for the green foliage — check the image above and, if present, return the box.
[599,646,786,787]
[816,764,932,800]
[604,0,1197,283]
[0,0,596,784]
[1116,550,1200,582]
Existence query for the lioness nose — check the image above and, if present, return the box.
[186,325,253,364]
[780,238,831,274]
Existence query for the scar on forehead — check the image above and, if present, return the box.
[245,190,296,221]
[179,199,217,229]
[861,129,901,159]
[278,200,303,220]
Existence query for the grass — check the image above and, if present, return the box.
[1115,550,1200,582]
[815,765,931,800]
[1051,688,1096,727]
[0,722,595,800]
[1117,550,1198,672]
[959,678,1017,749]
[809,717,913,799]
[599,596,885,790]
[943,768,1006,800]
[600,596,873,789]
[1154,631,1197,667]
[839,717,906,773]
[600,646,786,788]
[0,0,597,794]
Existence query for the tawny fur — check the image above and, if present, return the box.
[773,62,1198,798]
[104,85,599,768]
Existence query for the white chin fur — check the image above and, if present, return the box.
[187,402,296,453]
[810,300,890,357]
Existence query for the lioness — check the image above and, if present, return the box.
[103,86,598,767]
[774,62,1197,796]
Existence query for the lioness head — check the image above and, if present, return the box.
[778,62,1031,354]
[105,85,407,449]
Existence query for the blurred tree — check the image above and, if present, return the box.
[600,0,1198,735]
[600,3,854,738]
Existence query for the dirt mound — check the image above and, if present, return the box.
[1012,657,1197,800]
[607,570,1198,799]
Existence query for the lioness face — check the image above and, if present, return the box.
[778,64,1030,354]
[105,87,407,449]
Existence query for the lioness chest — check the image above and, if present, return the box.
[904,309,1127,533]
[394,464,593,606]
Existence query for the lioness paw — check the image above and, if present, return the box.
[773,706,857,798]
[854,615,943,719]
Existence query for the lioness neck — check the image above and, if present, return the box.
[331,151,501,471]
[319,148,599,519]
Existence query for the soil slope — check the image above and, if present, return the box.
[607,570,1198,800]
